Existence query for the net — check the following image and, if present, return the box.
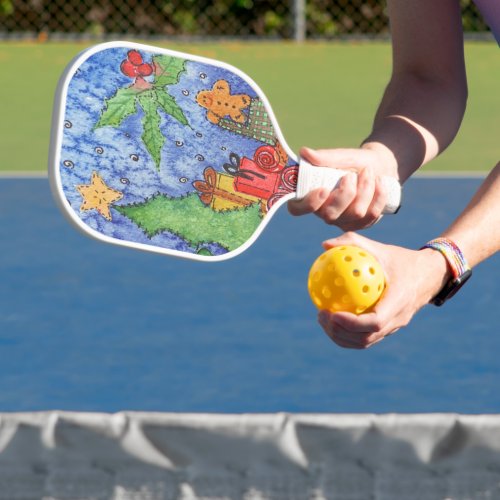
[1,411,500,499]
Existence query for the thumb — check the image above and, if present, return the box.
[322,231,371,250]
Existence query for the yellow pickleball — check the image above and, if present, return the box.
[308,245,385,314]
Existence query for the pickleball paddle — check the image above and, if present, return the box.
[49,41,401,262]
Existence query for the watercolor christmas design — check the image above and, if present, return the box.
[58,46,298,257]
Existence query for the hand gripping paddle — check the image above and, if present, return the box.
[49,41,401,262]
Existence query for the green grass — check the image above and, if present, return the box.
[0,40,497,173]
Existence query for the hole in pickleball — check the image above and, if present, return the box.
[352,269,360,277]
[334,277,344,287]
[344,256,352,262]
[362,285,369,293]
[342,295,351,304]
[322,286,332,299]
[313,272,321,282]
[359,251,367,257]
[369,267,376,275]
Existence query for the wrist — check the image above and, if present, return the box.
[418,248,453,302]
[420,238,472,306]
[360,141,399,179]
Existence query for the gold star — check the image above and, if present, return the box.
[76,171,123,221]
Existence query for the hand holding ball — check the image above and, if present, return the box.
[308,245,385,314]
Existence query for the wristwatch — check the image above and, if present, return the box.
[421,238,472,306]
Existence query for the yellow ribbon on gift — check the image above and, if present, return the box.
[193,167,262,212]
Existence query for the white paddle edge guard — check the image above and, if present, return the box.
[296,159,402,214]
[48,41,299,263]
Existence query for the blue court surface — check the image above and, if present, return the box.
[0,175,498,413]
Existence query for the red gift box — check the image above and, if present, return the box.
[232,146,286,200]
[234,157,282,200]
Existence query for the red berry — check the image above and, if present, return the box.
[120,60,138,77]
[137,63,153,76]
[127,50,143,66]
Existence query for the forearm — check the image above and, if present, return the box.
[412,163,500,308]
[361,0,467,182]
[363,73,467,182]
[441,162,500,267]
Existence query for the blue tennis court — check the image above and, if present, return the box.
[0,175,498,413]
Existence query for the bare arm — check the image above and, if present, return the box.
[442,162,500,267]
[364,0,469,181]
[289,0,468,226]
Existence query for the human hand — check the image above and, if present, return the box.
[288,145,399,231]
[316,232,451,349]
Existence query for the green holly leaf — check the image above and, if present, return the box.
[138,91,165,170]
[153,55,187,87]
[155,89,189,127]
[95,87,139,129]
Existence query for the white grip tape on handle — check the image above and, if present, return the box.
[295,160,402,214]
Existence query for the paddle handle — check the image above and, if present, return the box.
[295,160,401,214]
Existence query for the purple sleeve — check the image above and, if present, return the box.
[473,0,500,44]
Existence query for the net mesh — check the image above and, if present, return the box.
[1,412,500,499]
[0,0,491,40]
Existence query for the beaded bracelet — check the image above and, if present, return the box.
[421,237,472,306]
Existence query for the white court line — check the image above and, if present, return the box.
[414,170,487,178]
[0,171,48,178]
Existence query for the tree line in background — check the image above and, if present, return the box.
[0,0,489,38]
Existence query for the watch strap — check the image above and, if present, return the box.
[421,238,472,306]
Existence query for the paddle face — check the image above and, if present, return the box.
[49,41,299,262]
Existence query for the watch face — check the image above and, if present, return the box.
[432,269,472,306]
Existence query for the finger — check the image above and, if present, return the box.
[322,231,369,250]
[319,308,396,349]
[367,176,387,217]
[319,311,375,349]
[316,172,357,224]
[330,317,392,348]
[349,176,387,229]
[331,336,365,349]
[330,168,377,230]
[330,311,385,335]
[288,188,330,216]
[327,325,383,349]
[332,299,402,340]
[321,323,366,349]
[350,167,376,218]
